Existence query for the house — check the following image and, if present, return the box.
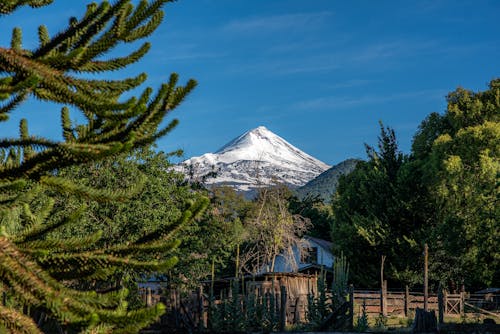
[262,236,335,274]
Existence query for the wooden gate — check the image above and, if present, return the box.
[444,292,464,315]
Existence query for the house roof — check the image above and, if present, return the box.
[297,263,333,274]
[475,288,500,294]
[200,272,317,285]
[305,236,333,253]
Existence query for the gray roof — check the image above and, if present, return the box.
[304,236,333,253]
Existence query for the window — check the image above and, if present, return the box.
[301,247,318,264]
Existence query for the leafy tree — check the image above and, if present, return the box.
[53,148,194,250]
[331,123,424,287]
[53,152,251,292]
[289,194,333,241]
[420,80,500,288]
[0,1,207,332]
[49,147,203,301]
[169,185,251,288]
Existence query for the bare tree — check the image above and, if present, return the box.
[239,184,311,274]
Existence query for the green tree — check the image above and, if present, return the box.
[53,148,195,251]
[50,147,203,300]
[419,80,500,288]
[289,194,333,241]
[331,80,499,290]
[0,1,207,332]
[169,185,251,288]
[331,124,424,287]
[54,152,250,292]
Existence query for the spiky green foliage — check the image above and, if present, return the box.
[332,252,349,309]
[208,280,282,333]
[0,0,197,182]
[0,1,54,15]
[306,269,330,328]
[0,0,205,332]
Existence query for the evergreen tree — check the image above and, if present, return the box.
[0,1,207,332]
[331,123,424,287]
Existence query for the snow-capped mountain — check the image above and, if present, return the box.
[176,126,331,193]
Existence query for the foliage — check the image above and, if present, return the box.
[48,147,209,304]
[56,150,246,292]
[306,256,351,331]
[52,148,192,247]
[330,80,499,290]
[208,279,281,333]
[332,252,349,309]
[0,0,207,332]
[374,313,388,330]
[173,186,251,287]
[239,185,311,275]
[330,123,424,287]
[307,268,330,327]
[422,80,500,288]
[289,194,333,241]
[355,300,369,332]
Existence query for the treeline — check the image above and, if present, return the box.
[331,80,499,290]
[51,154,315,289]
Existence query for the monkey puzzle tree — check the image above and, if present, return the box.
[0,1,207,333]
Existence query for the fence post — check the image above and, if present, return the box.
[460,291,465,316]
[146,287,152,307]
[404,285,410,317]
[197,285,204,331]
[349,284,354,330]
[424,244,429,312]
[380,280,387,316]
[438,285,444,325]
[279,285,287,331]
[293,296,301,324]
[444,290,448,314]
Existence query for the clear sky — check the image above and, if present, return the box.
[1,0,499,165]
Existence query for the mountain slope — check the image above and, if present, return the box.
[295,159,360,202]
[176,126,330,193]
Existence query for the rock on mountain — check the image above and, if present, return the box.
[175,126,330,193]
[295,159,360,202]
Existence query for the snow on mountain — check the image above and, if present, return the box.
[175,126,331,193]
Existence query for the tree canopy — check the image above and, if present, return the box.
[0,1,207,332]
[330,80,499,290]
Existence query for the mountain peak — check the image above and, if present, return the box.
[216,125,276,154]
[177,127,330,193]
[251,125,269,132]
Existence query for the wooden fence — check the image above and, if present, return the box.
[139,285,499,332]
[140,284,352,332]
[354,289,441,317]
[353,289,499,318]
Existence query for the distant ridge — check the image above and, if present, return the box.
[296,158,360,202]
[175,126,331,193]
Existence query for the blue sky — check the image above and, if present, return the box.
[1,0,499,165]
